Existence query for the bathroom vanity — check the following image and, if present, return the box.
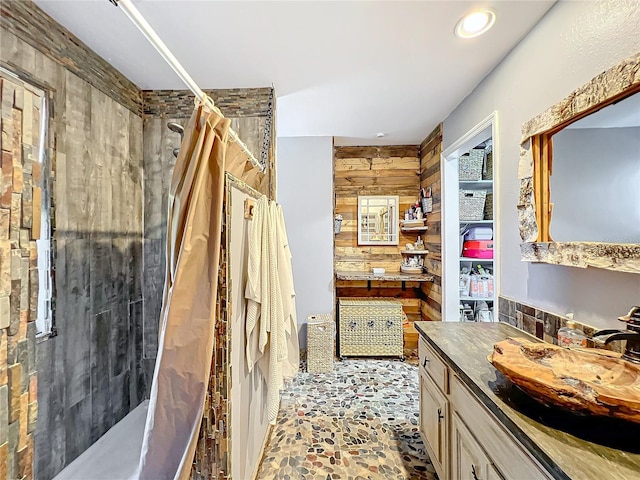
[415,322,640,480]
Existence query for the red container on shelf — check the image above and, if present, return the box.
[462,240,494,259]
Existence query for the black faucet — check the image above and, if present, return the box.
[593,306,640,364]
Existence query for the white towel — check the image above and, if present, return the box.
[275,204,299,380]
[245,196,267,371]
[245,197,299,424]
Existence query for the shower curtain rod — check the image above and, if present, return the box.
[109,0,265,172]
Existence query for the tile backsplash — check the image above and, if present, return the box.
[497,296,624,353]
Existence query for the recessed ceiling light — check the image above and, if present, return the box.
[455,10,495,39]
[376,132,385,138]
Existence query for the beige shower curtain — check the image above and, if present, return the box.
[136,104,229,480]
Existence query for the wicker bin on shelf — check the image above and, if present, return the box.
[459,148,485,181]
[307,314,334,373]
[459,190,487,221]
[483,150,493,180]
[337,298,403,358]
[484,193,494,220]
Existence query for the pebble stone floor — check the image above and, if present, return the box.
[256,359,438,480]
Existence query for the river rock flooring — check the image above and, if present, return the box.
[256,359,437,480]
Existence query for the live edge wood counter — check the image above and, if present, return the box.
[415,322,640,480]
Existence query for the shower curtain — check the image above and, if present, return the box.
[135,104,229,480]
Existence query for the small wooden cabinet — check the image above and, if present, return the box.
[419,372,449,479]
[418,336,552,480]
[451,414,503,480]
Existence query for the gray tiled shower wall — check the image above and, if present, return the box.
[497,296,624,353]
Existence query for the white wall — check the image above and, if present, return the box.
[277,136,334,347]
[443,0,640,330]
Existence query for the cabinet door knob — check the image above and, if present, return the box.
[423,357,429,368]
[472,464,479,480]
[437,408,444,423]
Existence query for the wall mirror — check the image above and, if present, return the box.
[518,52,640,273]
[550,92,640,243]
[357,195,399,245]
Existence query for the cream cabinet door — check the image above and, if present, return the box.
[452,413,504,480]
[420,371,449,479]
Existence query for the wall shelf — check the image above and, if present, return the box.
[460,296,494,302]
[401,250,429,255]
[401,226,428,232]
[459,257,493,262]
[460,180,493,189]
[336,270,434,291]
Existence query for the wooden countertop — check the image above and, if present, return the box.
[335,270,434,282]
[414,322,640,480]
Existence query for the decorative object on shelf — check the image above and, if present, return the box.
[459,189,487,221]
[307,314,334,373]
[488,337,640,424]
[421,187,433,214]
[459,148,485,181]
[401,219,426,227]
[400,264,423,274]
[400,239,429,274]
[334,213,343,234]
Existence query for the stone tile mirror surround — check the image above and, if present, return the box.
[518,52,640,274]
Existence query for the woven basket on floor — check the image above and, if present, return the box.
[337,298,403,358]
[307,314,334,373]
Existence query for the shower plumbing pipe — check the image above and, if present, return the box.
[109,0,265,172]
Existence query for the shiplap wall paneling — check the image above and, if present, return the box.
[419,125,443,321]
[333,145,424,323]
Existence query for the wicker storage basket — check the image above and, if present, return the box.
[307,314,334,373]
[337,298,403,358]
[484,193,493,220]
[483,150,493,180]
[459,148,484,181]
[459,190,487,221]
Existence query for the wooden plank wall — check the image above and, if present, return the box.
[419,124,443,321]
[0,0,142,114]
[1,24,146,480]
[333,145,423,322]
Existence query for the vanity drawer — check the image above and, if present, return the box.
[419,337,449,394]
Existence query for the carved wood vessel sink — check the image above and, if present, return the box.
[488,337,640,424]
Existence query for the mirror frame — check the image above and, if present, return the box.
[518,52,640,274]
[357,195,399,246]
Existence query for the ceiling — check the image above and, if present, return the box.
[33,0,555,146]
